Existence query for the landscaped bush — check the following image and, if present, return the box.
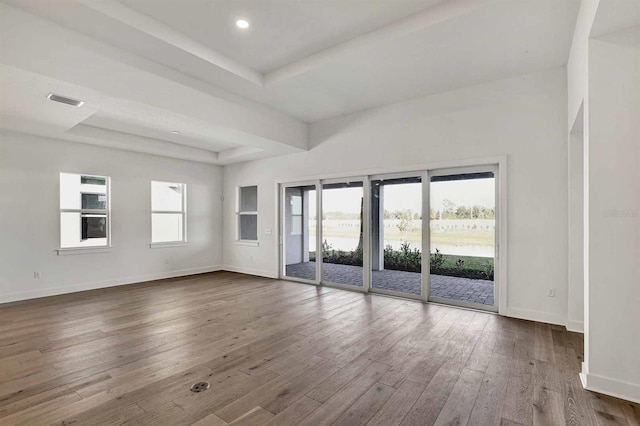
[309,240,363,266]
[384,242,421,272]
[311,241,494,280]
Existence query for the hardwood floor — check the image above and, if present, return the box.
[0,272,637,426]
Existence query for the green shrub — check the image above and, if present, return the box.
[483,260,494,279]
[310,243,494,280]
[430,249,445,270]
[384,242,421,272]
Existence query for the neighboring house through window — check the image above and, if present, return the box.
[151,181,187,243]
[237,185,258,242]
[60,173,110,248]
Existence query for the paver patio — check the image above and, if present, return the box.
[285,261,494,306]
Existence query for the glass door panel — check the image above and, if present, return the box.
[321,181,364,287]
[370,176,423,295]
[283,185,317,282]
[429,171,496,310]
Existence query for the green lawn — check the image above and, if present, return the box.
[437,254,493,270]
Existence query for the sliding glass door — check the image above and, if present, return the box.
[321,180,365,288]
[282,183,318,283]
[370,175,424,298]
[428,167,497,311]
[280,164,499,312]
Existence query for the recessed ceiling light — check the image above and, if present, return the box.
[171,130,180,134]
[236,19,249,29]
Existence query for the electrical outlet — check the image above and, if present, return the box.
[33,272,41,279]
[249,256,254,262]
[547,288,555,297]
[164,258,169,264]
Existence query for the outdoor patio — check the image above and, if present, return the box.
[285,261,494,306]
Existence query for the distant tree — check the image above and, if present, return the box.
[323,211,360,220]
[442,199,456,219]
[394,209,414,241]
[456,206,470,219]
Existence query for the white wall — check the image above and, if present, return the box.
[0,131,223,303]
[567,112,585,332]
[567,0,599,129]
[223,68,569,325]
[583,38,640,402]
[566,0,599,334]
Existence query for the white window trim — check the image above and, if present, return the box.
[149,242,189,249]
[236,186,258,243]
[57,247,113,256]
[234,240,259,247]
[59,173,111,251]
[150,181,188,245]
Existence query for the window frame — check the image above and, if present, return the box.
[150,181,188,246]
[236,185,258,245]
[290,193,303,236]
[59,173,111,251]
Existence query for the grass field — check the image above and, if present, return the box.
[319,226,494,247]
[437,254,493,270]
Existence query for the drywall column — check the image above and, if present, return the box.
[371,183,384,271]
[568,107,585,333]
[582,39,640,403]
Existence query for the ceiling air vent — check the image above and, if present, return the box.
[47,93,84,107]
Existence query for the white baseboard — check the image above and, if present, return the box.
[566,319,584,333]
[580,370,640,404]
[504,306,567,327]
[0,266,223,304]
[221,265,278,279]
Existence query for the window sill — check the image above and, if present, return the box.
[235,240,259,247]
[149,242,189,249]
[57,247,112,256]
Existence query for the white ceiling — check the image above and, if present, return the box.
[120,0,446,73]
[591,0,640,47]
[0,0,581,164]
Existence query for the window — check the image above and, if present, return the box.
[151,181,187,244]
[60,173,110,248]
[237,185,258,241]
[291,194,303,235]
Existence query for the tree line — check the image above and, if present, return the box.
[320,199,495,221]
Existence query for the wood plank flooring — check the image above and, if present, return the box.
[0,272,637,425]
